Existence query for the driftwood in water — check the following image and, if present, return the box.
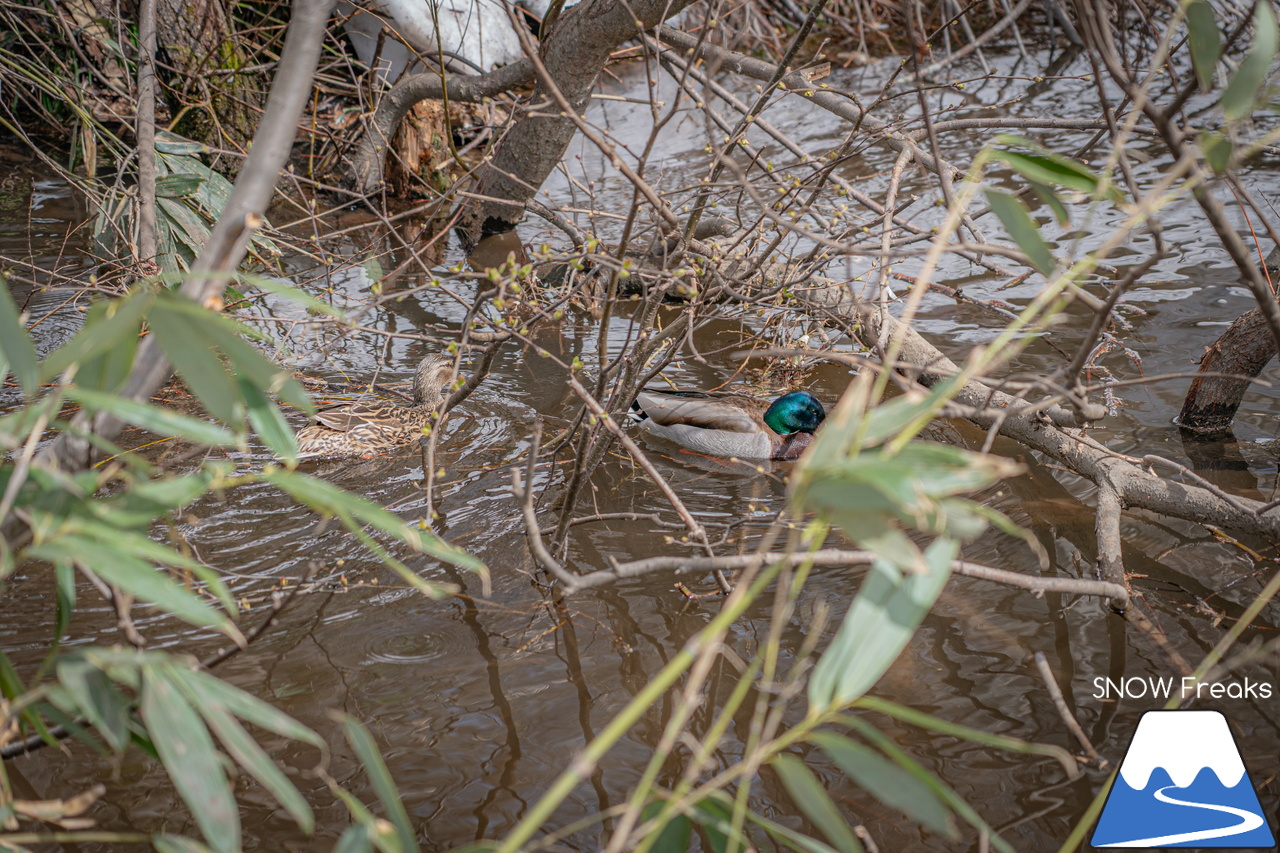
[1179,248,1280,434]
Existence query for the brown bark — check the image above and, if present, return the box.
[455,0,700,249]
[154,0,262,164]
[1178,248,1280,433]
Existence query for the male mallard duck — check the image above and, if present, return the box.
[629,389,826,461]
[294,354,453,459]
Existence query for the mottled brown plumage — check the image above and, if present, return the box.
[294,354,453,459]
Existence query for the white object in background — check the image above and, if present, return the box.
[339,0,560,81]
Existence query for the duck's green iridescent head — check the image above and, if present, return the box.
[763,391,826,436]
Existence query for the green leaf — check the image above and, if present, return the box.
[154,836,216,853]
[55,561,76,641]
[158,196,213,257]
[155,173,206,199]
[167,668,314,833]
[342,715,419,853]
[990,136,1122,202]
[73,307,139,394]
[67,387,236,447]
[0,649,26,700]
[991,150,1098,195]
[689,794,742,853]
[173,666,324,749]
[985,189,1056,275]
[0,276,40,397]
[56,657,132,753]
[200,318,312,416]
[154,132,206,155]
[60,519,236,614]
[809,731,958,839]
[27,538,238,637]
[40,289,153,382]
[1200,130,1233,174]
[1188,0,1222,90]
[239,273,347,319]
[838,712,1018,853]
[264,469,487,581]
[808,539,957,711]
[1028,180,1070,225]
[772,754,863,853]
[641,801,692,852]
[1222,0,1279,120]
[333,826,376,853]
[237,375,298,462]
[142,665,239,853]
[147,297,241,424]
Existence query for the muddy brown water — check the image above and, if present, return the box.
[5,47,1280,851]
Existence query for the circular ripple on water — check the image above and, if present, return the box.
[356,606,475,668]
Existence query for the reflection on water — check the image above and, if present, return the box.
[5,45,1280,852]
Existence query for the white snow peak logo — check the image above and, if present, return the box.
[1092,710,1275,848]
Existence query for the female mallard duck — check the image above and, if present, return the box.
[629,388,826,461]
[294,354,453,459]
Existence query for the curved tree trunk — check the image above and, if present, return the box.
[1179,247,1280,433]
[454,0,699,249]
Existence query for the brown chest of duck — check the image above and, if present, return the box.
[294,354,453,459]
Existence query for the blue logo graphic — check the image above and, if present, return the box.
[1092,710,1275,848]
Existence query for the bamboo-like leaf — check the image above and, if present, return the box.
[142,665,239,853]
[154,132,205,155]
[991,150,1098,194]
[333,826,376,853]
[851,697,1080,780]
[68,387,236,447]
[1188,0,1222,90]
[264,469,486,577]
[55,562,76,641]
[1028,180,1070,225]
[691,793,749,853]
[26,538,238,637]
[201,317,313,416]
[0,276,40,397]
[640,801,692,852]
[808,539,957,711]
[772,754,864,853]
[40,290,153,382]
[154,836,216,853]
[174,666,324,748]
[991,136,1122,201]
[73,307,139,394]
[985,189,1056,275]
[167,668,314,833]
[147,297,241,424]
[1200,130,1233,174]
[1222,0,1279,120]
[92,469,220,528]
[155,173,206,199]
[237,375,298,461]
[61,519,236,614]
[158,196,213,256]
[240,273,348,319]
[809,731,958,839]
[55,658,132,753]
[342,715,419,853]
[837,713,1017,853]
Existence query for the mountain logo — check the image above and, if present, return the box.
[1092,710,1275,848]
